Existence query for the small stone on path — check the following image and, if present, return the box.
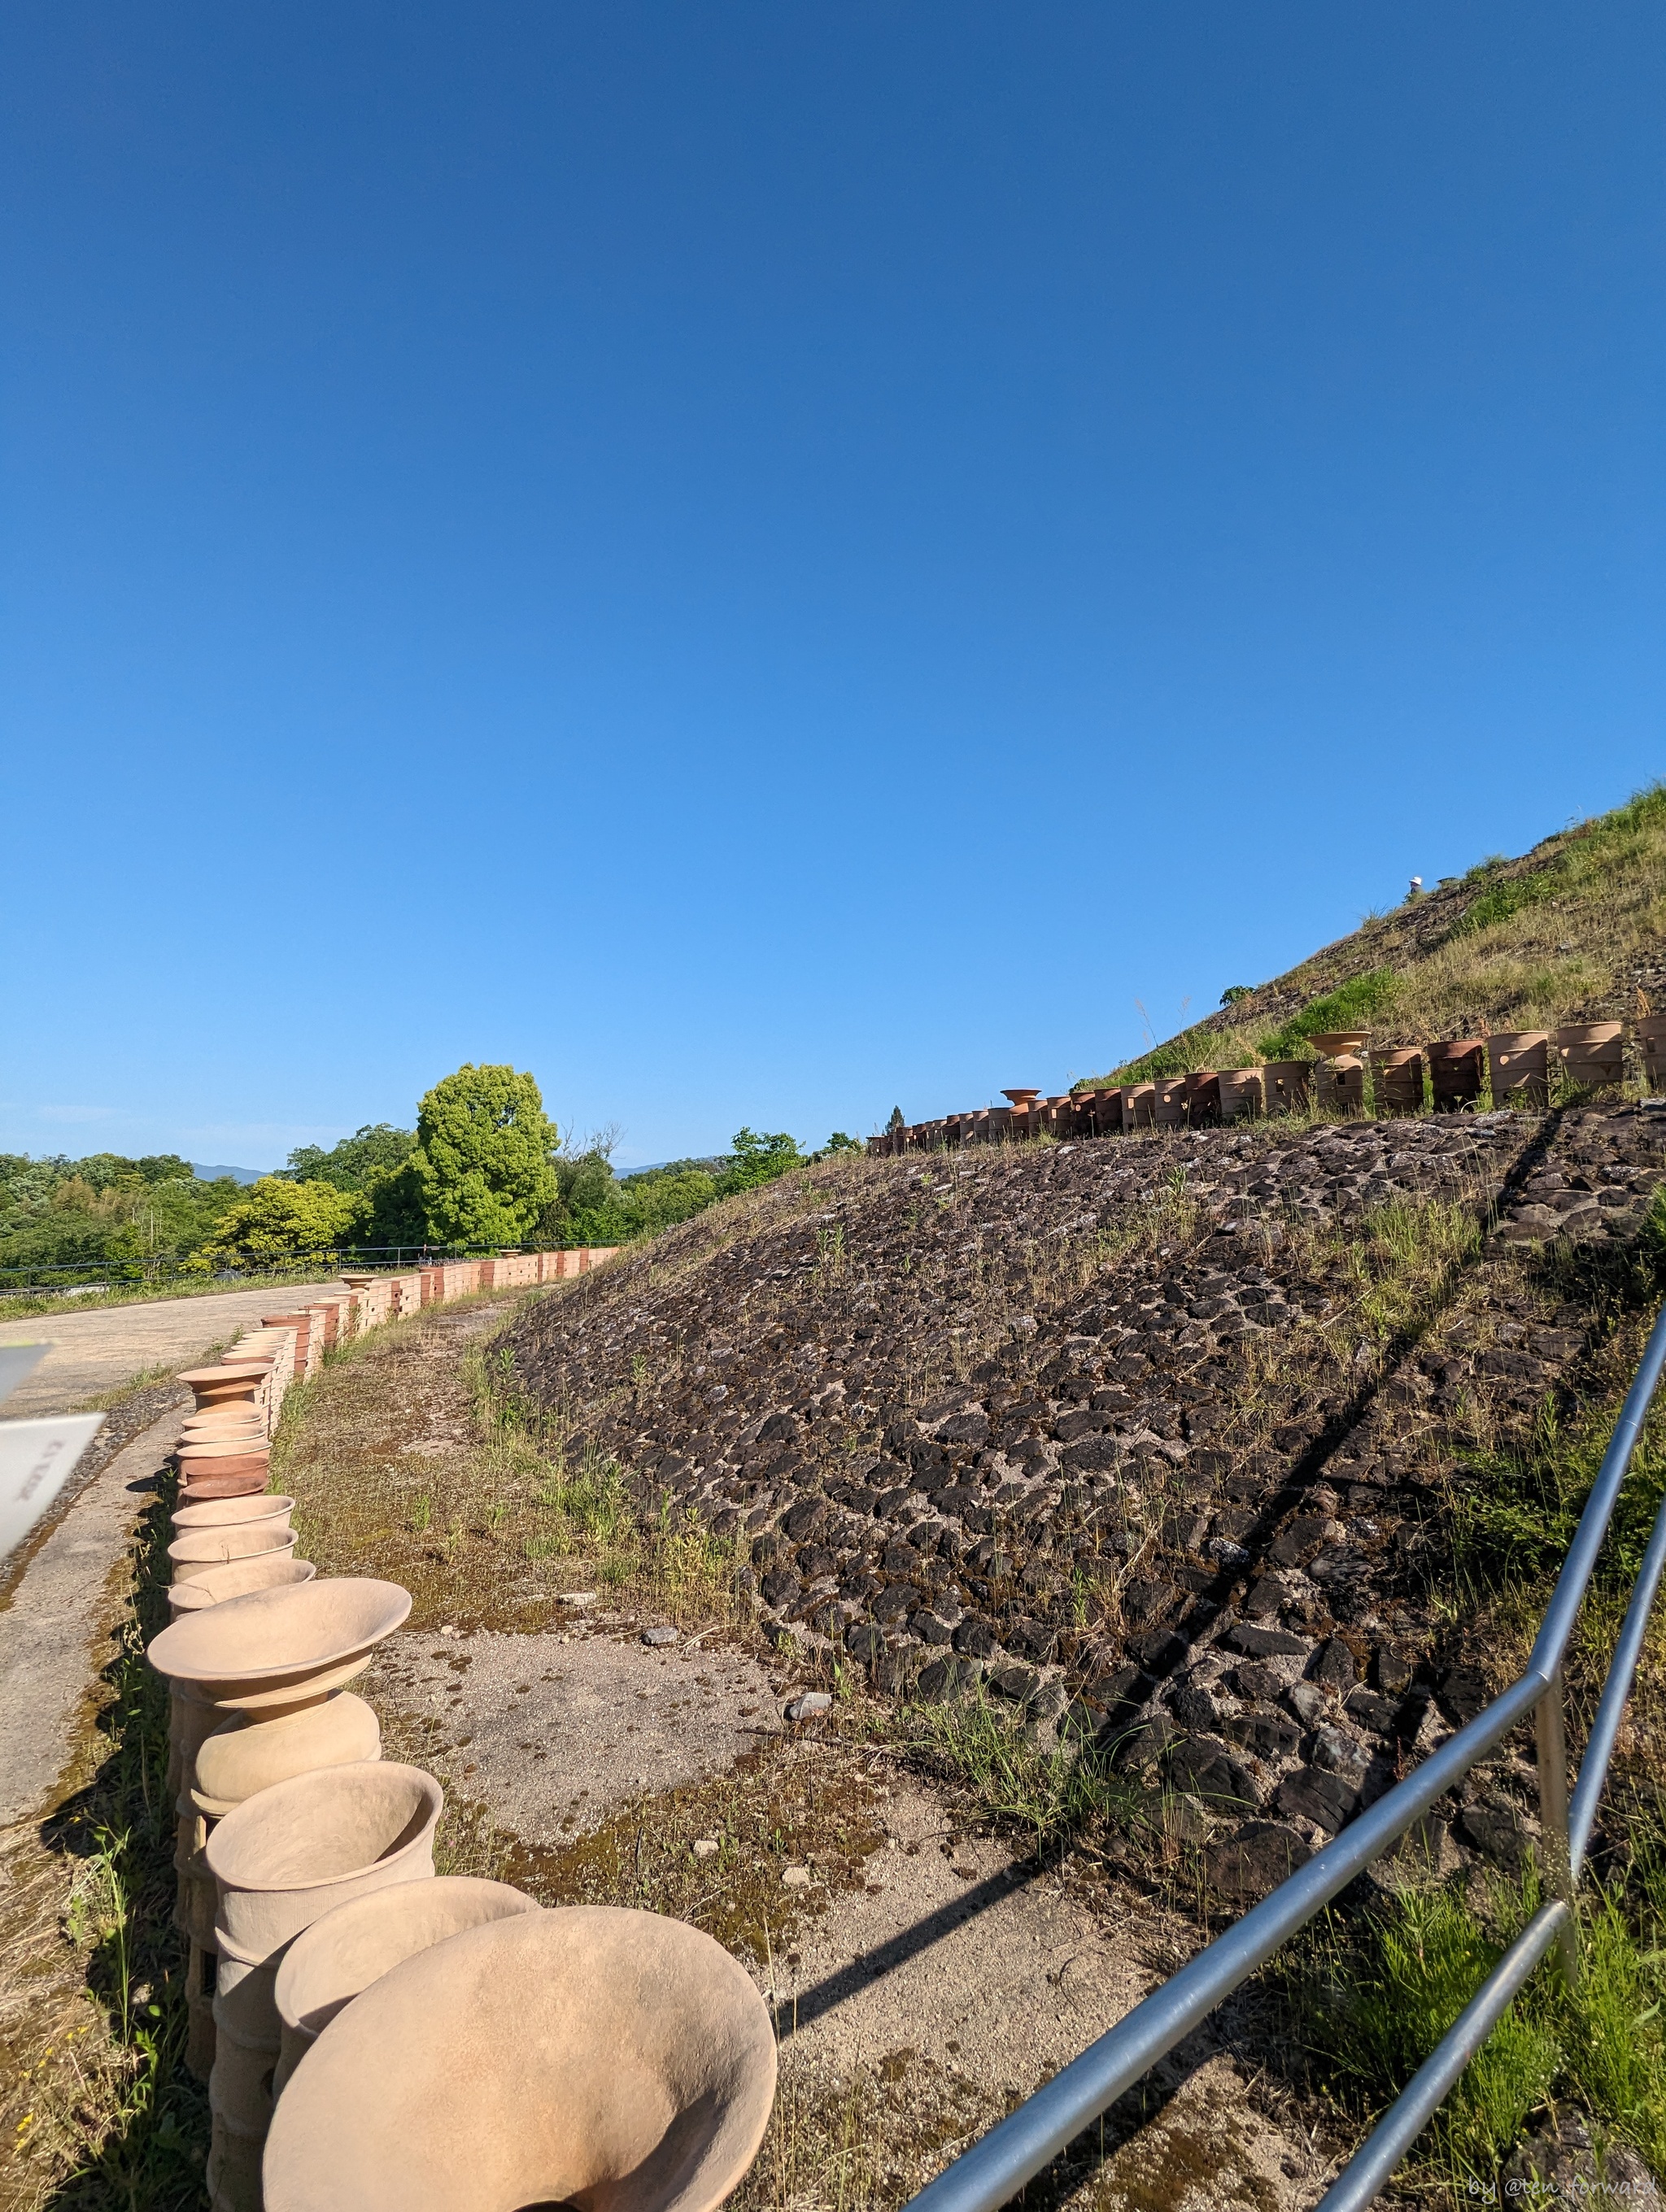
[785,1692,832,1720]
[692,1839,720,1858]
[782,1865,813,1888]
[641,1625,678,1646]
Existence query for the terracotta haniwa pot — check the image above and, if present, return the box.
[168,1557,317,1617]
[147,1578,412,1715]
[1184,1071,1220,1126]
[1305,1030,1371,1059]
[1489,1031,1550,1103]
[1082,1087,1123,1134]
[1262,1062,1311,1116]
[168,1525,299,1582]
[194,1692,382,1820]
[181,1470,275,1503]
[271,1877,540,2094]
[1122,1082,1157,1132]
[1217,1068,1263,1122]
[169,1679,225,1800]
[181,1424,266,1450]
[173,1496,294,1535]
[1315,1055,1366,1113]
[169,1680,225,1953]
[261,1907,778,2212]
[151,1578,412,1957]
[206,1761,443,1961]
[1372,1047,1425,1114]
[1152,1077,1188,1127]
[180,1431,266,1458]
[1001,1088,1040,1107]
[178,1452,273,1486]
[1429,1039,1485,1108]
[204,1762,439,2212]
[180,1362,273,1409]
[1553,1021,1624,1090]
[179,1435,273,1461]
[1637,1014,1666,1094]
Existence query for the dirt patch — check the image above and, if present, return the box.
[775,1774,1145,2088]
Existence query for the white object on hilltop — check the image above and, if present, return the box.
[1409,876,1424,896]
[0,1412,106,1561]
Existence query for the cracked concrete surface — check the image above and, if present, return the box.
[371,1626,784,1843]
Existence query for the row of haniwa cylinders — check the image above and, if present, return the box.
[169,1267,596,1508]
[151,1364,777,2212]
[871,1017,1665,1152]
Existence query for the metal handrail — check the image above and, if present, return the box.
[904,1300,1666,2212]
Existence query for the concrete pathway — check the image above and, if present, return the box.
[0,1404,181,1825]
[0,1280,343,1417]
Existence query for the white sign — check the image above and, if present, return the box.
[0,1343,50,1409]
[0,1413,107,1562]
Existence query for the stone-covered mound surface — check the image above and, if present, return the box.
[505,1103,1666,1897]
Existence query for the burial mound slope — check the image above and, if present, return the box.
[1083,779,1666,1087]
[506,1102,1666,1897]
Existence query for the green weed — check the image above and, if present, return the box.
[1292,1856,1666,2192]
[896,1685,1149,1853]
[1445,1400,1666,1602]
[1258,967,1401,1060]
[20,1478,212,2205]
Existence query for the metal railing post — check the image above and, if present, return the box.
[1534,1668,1578,1984]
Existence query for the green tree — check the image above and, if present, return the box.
[283,1124,417,1192]
[0,1152,242,1273]
[714,1128,806,1195]
[195,1178,367,1264]
[376,1064,559,1248]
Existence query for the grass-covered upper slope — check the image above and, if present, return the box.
[1079,782,1666,1087]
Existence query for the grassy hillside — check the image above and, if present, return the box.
[1079,782,1666,1086]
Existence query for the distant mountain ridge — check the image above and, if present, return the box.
[190,1163,268,1185]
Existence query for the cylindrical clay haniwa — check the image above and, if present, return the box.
[168,1557,316,1618]
[271,1876,540,2094]
[203,1761,443,2212]
[1488,1031,1550,1105]
[262,1907,778,2212]
[146,1579,410,2118]
[168,1525,299,1581]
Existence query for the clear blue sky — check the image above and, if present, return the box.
[4,5,1662,1171]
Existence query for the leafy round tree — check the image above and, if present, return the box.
[409,1064,559,1247]
[196,1178,366,1263]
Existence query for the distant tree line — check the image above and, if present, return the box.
[1,1065,861,1272]
[0,1152,246,1274]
